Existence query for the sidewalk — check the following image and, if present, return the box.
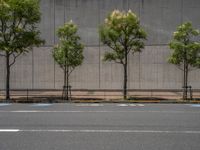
[0,90,200,103]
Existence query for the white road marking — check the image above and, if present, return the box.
[32,104,52,107]
[117,104,144,107]
[0,129,19,132]
[128,104,136,106]
[117,104,128,107]
[190,104,200,107]
[0,129,200,134]
[0,110,199,114]
[75,104,104,107]
[0,103,145,107]
[0,103,11,106]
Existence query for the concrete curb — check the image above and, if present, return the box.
[1,99,200,104]
[71,100,200,104]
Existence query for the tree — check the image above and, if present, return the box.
[168,22,200,100]
[0,0,44,101]
[99,10,146,99]
[53,21,84,100]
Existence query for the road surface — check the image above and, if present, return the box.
[0,103,200,150]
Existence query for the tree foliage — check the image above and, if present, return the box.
[169,22,200,67]
[53,21,84,74]
[0,0,44,100]
[99,10,146,99]
[53,21,84,100]
[168,22,200,100]
[0,0,44,58]
[100,10,146,64]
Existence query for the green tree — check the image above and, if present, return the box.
[53,21,84,100]
[0,0,44,101]
[169,22,200,100]
[99,10,146,99]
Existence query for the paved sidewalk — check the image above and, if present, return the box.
[0,90,200,103]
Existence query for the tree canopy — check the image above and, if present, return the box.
[169,22,200,100]
[100,10,146,65]
[99,10,146,99]
[0,0,44,100]
[0,0,44,58]
[53,21,84,73]
[169,22,200,67]
[53,21,84,100]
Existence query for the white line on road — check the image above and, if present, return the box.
[190,104,200,107]
[0,103,11,106]
[128,104,136,106]
[0,110,199,113]
[75,104,104,107]
[117,104,129,107]
[32,104,52,107]
[0,129,19,132]
[0,129,200,134]
[117,104,144,107]
[75,104,144,107]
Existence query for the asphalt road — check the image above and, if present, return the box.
[0,103,200,150]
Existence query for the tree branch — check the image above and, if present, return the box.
[16,18,22,28]
[175,65,184,71]
[114,59,123,64]
[127,47,132,54]
[68,67,75,76]
[9,18,23,42]
[107,44,116,52]
[118,37,124,46]
[9,52,22,67]
[1,18,9,44]
[8,12,16,41]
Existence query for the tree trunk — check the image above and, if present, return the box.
[183,60,185,100]
[66,65,69,101]
[123,49,128,100]
[63,65,70,100]
[123,64,128,100]
[6,52,10,101]
[63,65,67,100]
[185,63,188,100]
[183,60,188,100]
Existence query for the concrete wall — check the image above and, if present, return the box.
[0,0,200,90]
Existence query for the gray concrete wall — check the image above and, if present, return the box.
[0,0,200,90]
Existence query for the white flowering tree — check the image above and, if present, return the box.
[99,10,146,99]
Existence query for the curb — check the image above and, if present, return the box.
[1,99,200,104]
[71,100,200,104]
